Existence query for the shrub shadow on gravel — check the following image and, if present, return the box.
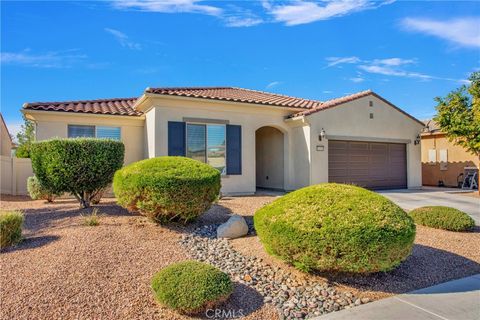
[20,201,135,232]
[201,283,264,319]
[195,204,235,226]
[318,244,480,295]
[0,195,32,202]
[1,235,60,253]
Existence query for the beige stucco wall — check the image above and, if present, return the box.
[255,126,284,189]
[287,123,311,189]
[140,95,297,195]
[421,133,479,187]
[24,111,145,165]
[1,115,13,156]
[304,95,424,189]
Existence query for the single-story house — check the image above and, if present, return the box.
[421,119,479,188]
[22,87,424,195]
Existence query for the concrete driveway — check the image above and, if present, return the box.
[315,274,480,320]
[377,187,480,225]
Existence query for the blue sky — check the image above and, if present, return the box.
[1,0,479,136]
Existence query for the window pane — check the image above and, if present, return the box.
[68,125,95,138]
[207,125,226,174]
[97,126,121,140]
[187,124,206,163]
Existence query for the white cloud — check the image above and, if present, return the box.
[266,81,281,89]
[358,64,431,80]
[349,76,365,83]
[402,17,480,48]
[112,0,222,16]
[224,16,263,27]
[371,58,415,66]
[111,0,265,27]
[267,0,393,26]
[325,56,361,67]
[105,28,142,50]
[0,50,87,68]
[325,55,467,83]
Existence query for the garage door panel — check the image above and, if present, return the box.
[349,169,370,176]
[328,140,407,189]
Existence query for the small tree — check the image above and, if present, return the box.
[15,116,35,158]
[434,72,480,191]
[30,138,124,208]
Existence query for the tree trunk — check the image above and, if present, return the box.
[73,192,90,209]
[80,192,91,209]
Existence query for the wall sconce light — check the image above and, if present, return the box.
[319,128,326,141]
[414,134,421,145]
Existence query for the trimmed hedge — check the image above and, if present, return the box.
[410,206,475,231]
[27,176,57,202]
[113,156,221,224]
[0,210,24,249]
[151,260,233,314]
[30,138,124,208]
[254,183,416,273]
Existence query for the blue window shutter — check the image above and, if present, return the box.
[168,121,186,156]
[226,124,241,175]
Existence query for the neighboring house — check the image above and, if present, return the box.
[0,113,13,157]
[22,87,424,195]
[421,119,479,187]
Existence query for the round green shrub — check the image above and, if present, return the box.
[27,176,57,202]
[0,210,24,249]
[410,206,475,231]
[151,260,233,314]
[30,138,124,208]
[113,156,221,224]
[254,183,416,274]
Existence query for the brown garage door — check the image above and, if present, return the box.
[328,140,407,189]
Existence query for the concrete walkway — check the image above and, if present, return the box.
[315,274,480,320]
[377,187,480,225]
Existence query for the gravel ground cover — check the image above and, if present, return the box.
[1,194,479,320]
[0,196,276,320]
[180,225,368,319]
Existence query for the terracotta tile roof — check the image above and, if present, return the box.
[145,87,322,109]
[290,90,373,117]
[23,97,141,116]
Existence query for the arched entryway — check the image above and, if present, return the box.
[255,126,284,190]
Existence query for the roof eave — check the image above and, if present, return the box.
[299,91,425,127]
[144,92,310,112]
[21,108,145,120]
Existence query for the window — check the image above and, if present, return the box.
[428,149,436,163]
[97,126,121,140]
[207,125,226,173]
[68,125,95,138]
[68,125,121,140]
[186,124,206,162]
[186,123,226,174]
[439,149,448,171]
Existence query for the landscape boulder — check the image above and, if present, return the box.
[217,215,248,239]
